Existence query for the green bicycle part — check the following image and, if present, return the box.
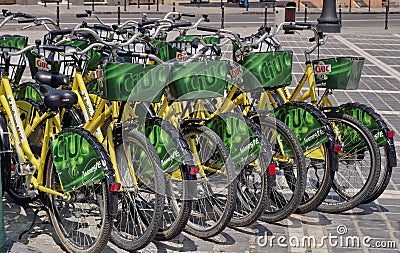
[51,130,106,192]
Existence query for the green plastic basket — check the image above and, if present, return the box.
[26,45,85,81]
[239,50,293,90]
[0,35,28,49]
[103,62,169,102]
[0,47,26,85]
[312,57,365,90]
[61,39,102,71]
[167,60,229,101]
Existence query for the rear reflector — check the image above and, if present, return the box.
[388,131,395,139]
[109,183,121,192]
[190,166,200,175]
[268,164,276,175]
[333,145,342,152]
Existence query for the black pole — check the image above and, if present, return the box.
[317,0,342,33]
[221,4,224,29]
[264,4,267,26]
[349,0,351,13]
[385,4,389,29]
[157,0,159,11]
[138,0,140,8]
[92,0,95,11]
[124,0,127,11]
[44,0,47,7]
[148,0,150,10]
[56,1,60,27]
[297,0,300,11]
[162,0,164,5]
[368,0,370,12]
[173,2,175,19]
[339,4,342,21]
[304,4,307,22]
[67,0,70,9]
[118,1,121,25]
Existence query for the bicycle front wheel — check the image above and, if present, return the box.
[256,116,307,222]
[318,112,381,213]
[182,125,237,238]
[45,128,113,253]
[111,129,165,251]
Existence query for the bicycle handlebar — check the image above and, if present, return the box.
[6,44,36,56]
[17,18,36,23]
[181,13,196,17]
[138,19,158,27]
[0,12,38,29]
[74,27,142,47]
[163,12,195,20]
[172,22,192,28]
[197,25,219,33]
[94,23,113,32]
[116,50,163,63]
[76,13,90,18]
[49,28,72,37]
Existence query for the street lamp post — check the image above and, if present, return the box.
[316,0,342,33]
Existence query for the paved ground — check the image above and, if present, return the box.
[1,5,400,253]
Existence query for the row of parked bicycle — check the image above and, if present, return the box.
[0,9,396,253]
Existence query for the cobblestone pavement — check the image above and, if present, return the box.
[1,8,400,253]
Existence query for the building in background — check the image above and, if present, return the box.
[1,0,399,12]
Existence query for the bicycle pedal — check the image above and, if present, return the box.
[27,189,38,198]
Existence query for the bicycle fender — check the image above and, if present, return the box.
[340,102,397,167]
[274,102,339,172]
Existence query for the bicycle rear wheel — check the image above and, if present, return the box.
[45,128,113,253]
[5,99,45,205]
[318,112,381,213]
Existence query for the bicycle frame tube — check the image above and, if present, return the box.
[319,93,334,107]
[1,76,66,198]
[0,76,39,168]
[288,63,319,106]
[73,71,105,139]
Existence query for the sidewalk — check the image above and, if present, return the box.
[3,3,400,15]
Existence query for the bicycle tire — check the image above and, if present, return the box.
[182,125,237,238]
[0,116,11,197]
[110,129,165,251]
[340,102,395,203]
[255,115,307,222]
[143,118,193,241]
[274,102,337,214]
[13,81,43,103]
[317,112,381,213]
[45,127,113,253]
[226,114,271,227]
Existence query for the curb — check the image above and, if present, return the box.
[89,10,400,15]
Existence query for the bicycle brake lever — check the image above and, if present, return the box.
[22,24,34,30]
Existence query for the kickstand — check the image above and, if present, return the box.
[18,205,47,240]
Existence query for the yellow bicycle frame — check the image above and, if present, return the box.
[0,75,66,198]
